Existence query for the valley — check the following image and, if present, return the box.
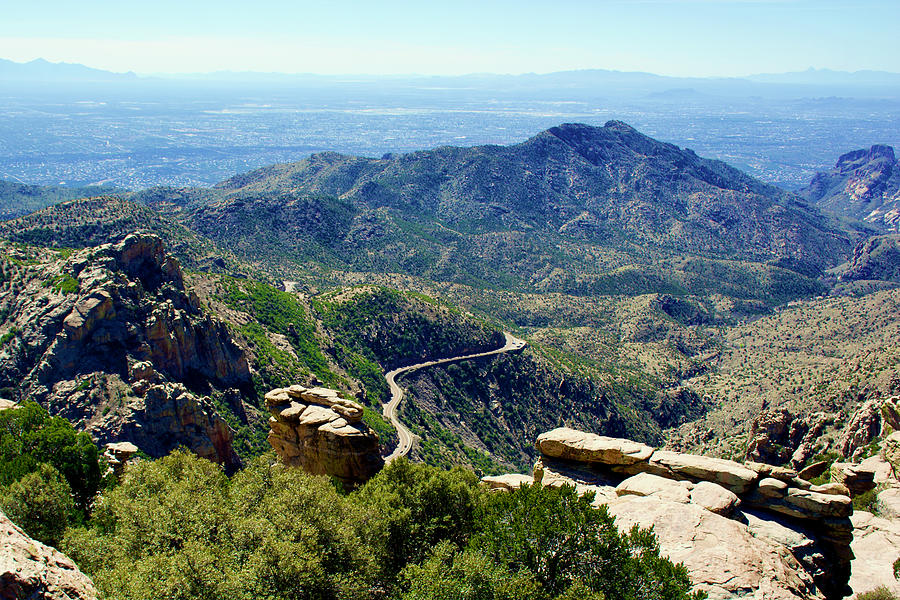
[3,119,900,599]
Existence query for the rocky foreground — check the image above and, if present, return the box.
[485,427,900,600]
[0,510,97,600]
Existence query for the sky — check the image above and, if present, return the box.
[0,0,897,77]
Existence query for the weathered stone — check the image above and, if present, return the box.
[296,405,337,427]
[839,400,883,459]
[481,474,533,491]
[0,398,18,411]
[266,385,382,486]
[810,482,851,497]
[608,496,821,600]
[879,431,900,478]
[798,460,831,481]
[690,481,741,516]
[278,401,308,421]
[830,462,876,496]
[0,509,97,600]
[850,511,900,597]
[645,450,759,494]
[860,454,897,485]
[746,461,798,482]
[758,477,789,498]
[616,472,692,504]
[536,427,654,465]
[876,487,900,519]
[780,488,852,519]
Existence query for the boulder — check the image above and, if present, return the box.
[0,509,98,600]
[616,472,692,504]
[859,454,897,485]
[0,399,18,411]
[536,428,654,465]
[758,477,789,499]
[839,400,884,459]
[690,481,741,516]
[830,462,876,496]
[753,488,853,521]
[798,460,831,482]
[810,483,851,497]
[607,496,821,600]
[879,432,900,476]
[104,441,139,478]
[746,461,798,482]
[266,385,383,486]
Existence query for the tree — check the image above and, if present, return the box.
[470,484,704,600]
[0,401,102,512]
[1,463,74,546]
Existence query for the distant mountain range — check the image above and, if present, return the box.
[3,58,899,96]
[1,121,861,304]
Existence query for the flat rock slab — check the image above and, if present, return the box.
[616,472,692,504]
[648,450,759,495]
[536,427,654,465]
[850,511,900,597]
[482,474,534,491]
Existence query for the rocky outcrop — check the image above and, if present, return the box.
[830,462,876,497]
[0,509,97,600]
[609,497,820,600]
[745,409,828,468]
[802,144,900,232]
[103,441,139,478]
[265,385,383,486]
[503,428,857,599]
[839,396,900,459]
[0,234,250,468]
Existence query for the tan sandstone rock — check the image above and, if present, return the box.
[830,462,876,497]
[643,450,759,495]
[607,496,821,600]
[481,474,533,491]
[536,427,654,465]
[690,481,741,516]
[266,385,383,486]
[0,509,97,600]
[616,472,692,503]
[850,511,900,597]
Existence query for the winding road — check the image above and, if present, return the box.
[382,332,527,463]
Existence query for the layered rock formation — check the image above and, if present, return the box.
[486,427,856,600]
[0,509,97,600]
[0,234,249,468]
[265,385,383,486]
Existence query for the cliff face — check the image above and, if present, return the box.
[802,145,900,232]
[486,427,856,600]
[0,233,250,468]
[265,385,383,486]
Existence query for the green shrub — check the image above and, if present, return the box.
[401,541,543,600]
[856,586,898,600]
[471,483,705,600]
[1,463,74,546]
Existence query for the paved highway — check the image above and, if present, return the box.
[382,332,527,463]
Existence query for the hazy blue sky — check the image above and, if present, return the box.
[0,0,896,76]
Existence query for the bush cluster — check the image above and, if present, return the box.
[61,452,704,600]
